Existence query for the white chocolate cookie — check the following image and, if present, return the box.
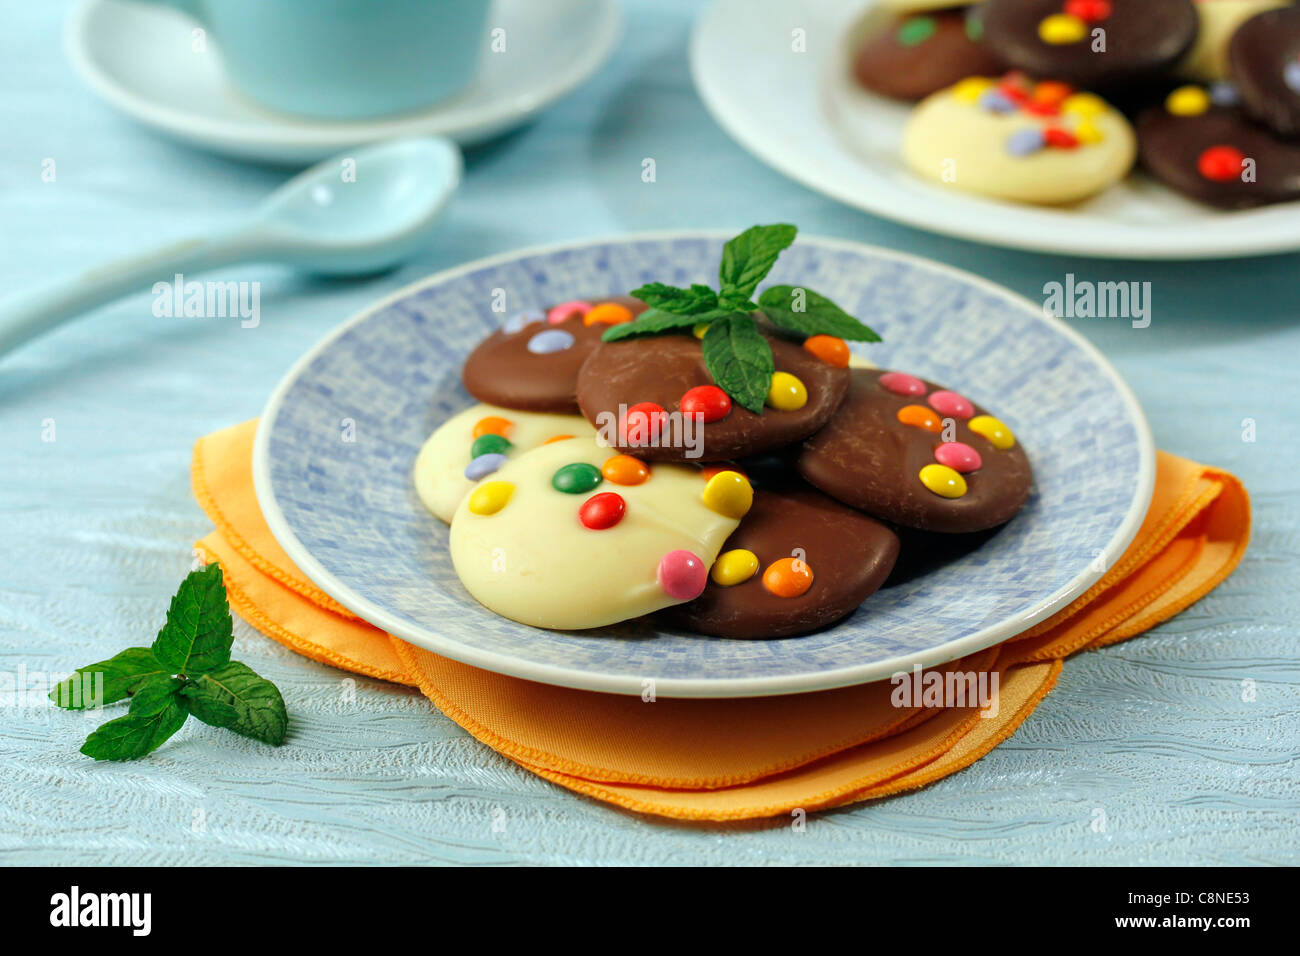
[448,436,749,630]
[902,75,1136,204]
[1180,0,1288,83]
[414,403,595,523]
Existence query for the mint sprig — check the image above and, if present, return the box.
[51,563,288,760]
[603,225,881,412]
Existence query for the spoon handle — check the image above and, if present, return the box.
[0,233,252,357]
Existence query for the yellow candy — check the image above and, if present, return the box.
[1061,93,1107,118]
[951,77,996,103]
[919,464,967,499]
[701,470,753,519]
[1166,85,1210,117]
[1074,120,1104,144]
[711,549,759,587]
[968,415,1015,450]
[766,371,808,411]
[1038,13,1086,44]
[467,481,514,516]
[693,323,710,339]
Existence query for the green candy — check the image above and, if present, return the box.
[471,434,512,458]
[551,462,603,495]
[896,16,936,47]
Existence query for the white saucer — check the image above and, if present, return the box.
[65,0,621,164]
[691,0,1300,260]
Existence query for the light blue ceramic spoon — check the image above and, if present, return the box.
[0,136,461,356]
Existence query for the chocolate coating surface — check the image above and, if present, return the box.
[796,369,1033,533]
[576,331,850,462]
[1137,104,1300,208]
[666,489,900,639]
[853,7,1006,101]
[462,296,646,413]
[1229,6,1300,137]
[981,0,1198,88]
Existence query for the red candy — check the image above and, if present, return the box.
[578,492,625,530]
[1044,127,1079,149]
[934,441,983,474]
[1064,0,1112,22]
[879,371,927,397]
[1198,145,1246,183]
[620,401,667,445]
[657,550,708,600]
[680,385,732,423]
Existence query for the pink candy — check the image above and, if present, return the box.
[547,300,593,324]
[928,390,974,419]
[934,441,982,473]
[657,550,707,600]
[879,371,926,397]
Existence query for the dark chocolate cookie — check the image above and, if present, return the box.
[796,369,1033,533]
[576,331,851,462]
[1137,89,1300,208]
[1229,5,1300,137]
[853,7,1006,101]
[462,296,645,413]
[981,0,1199,89]
[666,488,900,639]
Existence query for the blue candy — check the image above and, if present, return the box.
[1209,81,1240,108]
[1285,61,1300,95]
[979,90,1017,114]
[1005,127,1045,157]
[503,309,545,334]
[526,328,575,354]
[465,453,509,480]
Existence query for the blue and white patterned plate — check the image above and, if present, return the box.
[254,234,1155,698]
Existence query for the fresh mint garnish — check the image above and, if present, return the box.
[51,563,288,760]
[604,224,880,411]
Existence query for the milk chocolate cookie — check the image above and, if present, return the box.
[1137,86,1300,207]
[981,0,1199,89]
[576,330,851,462]
[853,7,1006,101]
[667,488,900,639]
[1229,5,1300,136]
[462,296,645,413]
[796,369,1033,533]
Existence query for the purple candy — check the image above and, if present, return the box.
[1006,127,1045,157]
[1285,60,1300,95]
[980,90,1017,114]
[526,328,575,354]
[1209,81,1240,108]
[503,309,545,334]
[465,453,508,480]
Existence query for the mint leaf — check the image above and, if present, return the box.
[718,224,797,301]
[758,285,882,342]
[602,308,729,342]
[631,282,718,315]
[182,661,287,746]
[80,677,189,761]
[701,315,775,414]
[151,563,233,676]
[48,647,169,710]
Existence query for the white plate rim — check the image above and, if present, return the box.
[251,230,1157,698]
[64,0,622,158]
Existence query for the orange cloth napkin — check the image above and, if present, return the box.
[191,421,1249,821]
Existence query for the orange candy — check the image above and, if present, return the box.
[897,404,942,433]
[602,454,650,485]
[1033,80,1073,107]
[762,558,814,598]
[472,416,513,439]
[583,302,634,326]
[803,334,850,368]
[543,434,575,444]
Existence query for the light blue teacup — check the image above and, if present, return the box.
[135,0,491,120]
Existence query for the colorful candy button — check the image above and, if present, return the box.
[547,300,591,324]
[472,416,513,439]
[620,401,667,445]
[578,492,625,530]
[896,15,936,47]
[1007,128,1045,157]
[470,433,511,458]
[551,462,603,495]
[934,441,983,474]
[464,453,508,481]
[927,390,974,420]
[502,309,544,334]
[527,329,575,354]
[1063,0,1111,21]
[710,549,759,587]
[919,464,967,499]
[1198,145,1245,183]
[601,454,650,486]
[702,465,745,481]
[468,481,513,516]
[879,371,926,397]
[762,557,814,598]
[766,372,808,411]
[1044,127,1079,149]
[803,334,850,368]
[1061,93,1106,118]
[1038,13,1087,44]
[657,550,708,601]
[952,77,995,104]
[702,470,753,519]
[968,415,1015,449]
[898,404,943,433]
[980,89,1019,114]
[1074,120,1104,144]
[680,385,732,423]
[1166,85,1210,117]
[583,302,633,326]
[1033,81,1073,108]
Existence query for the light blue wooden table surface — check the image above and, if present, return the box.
[2,0,1296,866]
